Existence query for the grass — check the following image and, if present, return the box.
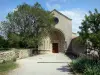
[0,61,18,75]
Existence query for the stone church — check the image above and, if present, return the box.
[38,9,72,53]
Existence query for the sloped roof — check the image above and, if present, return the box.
[51,9,72,20]
[72,32,78,38]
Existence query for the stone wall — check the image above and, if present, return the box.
[67,37,86,56]
[0,48,31,63]
[18,49,31,59]
[0,50,16,63]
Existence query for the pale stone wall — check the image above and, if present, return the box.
[0,48,31,63]
[38,10,72,53]
[72,42,86,56]
[52,10,72,50]
[38,30,65,53]
[67,37,86,56]
[0,50,16,63]
[18,49,30,59]
[38,36,52,53]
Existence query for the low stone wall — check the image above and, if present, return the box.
[0,50,16,63]
[0,48,31,63]
[18,49,31,59]
[39,50,50,54]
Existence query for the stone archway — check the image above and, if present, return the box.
[38,28,66,53]
[50,29,65,53]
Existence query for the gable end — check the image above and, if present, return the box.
[51,9,72,21]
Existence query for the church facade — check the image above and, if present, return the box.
[38,9,72,53]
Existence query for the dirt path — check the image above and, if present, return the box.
[8,53,74,75]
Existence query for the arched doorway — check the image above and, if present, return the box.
[50,29,65,53]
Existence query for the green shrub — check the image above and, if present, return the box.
[71,57,100,75]
[71,57,89,73]
[7,33,20,48]
[0,36,9,50]
[84,64,100,75]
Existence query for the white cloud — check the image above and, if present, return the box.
[13,8,18,12]
[60,9,87,33]
[46,3,61,10]
[46,0,67,10]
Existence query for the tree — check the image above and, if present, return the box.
[0,35,9,49]
[1,2,55,48]
[78,9,100,53]
[7,33,20,48]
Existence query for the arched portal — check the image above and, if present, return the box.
[38,28,66,53]
[50,29,65,53]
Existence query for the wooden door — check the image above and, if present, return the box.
[52,43,58,53]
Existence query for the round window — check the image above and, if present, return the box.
[54,17,59,24]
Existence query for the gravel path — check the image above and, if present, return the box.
[8,53,74,75]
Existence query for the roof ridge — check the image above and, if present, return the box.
[51,9,72,20]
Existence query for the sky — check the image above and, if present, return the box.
[0,0,100,33]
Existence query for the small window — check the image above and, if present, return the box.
[54,17,59,24]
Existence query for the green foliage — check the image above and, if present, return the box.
[1,2,55,48]
[71,57,100,75]
[0,48,10,51]
[71,57,88,73]
[7,33,20,48]
[84,64,100,75]
[89,32,100,49]
[0,36,9,49]
[78,9,100,50]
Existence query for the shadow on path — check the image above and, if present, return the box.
[57,65,73,72]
